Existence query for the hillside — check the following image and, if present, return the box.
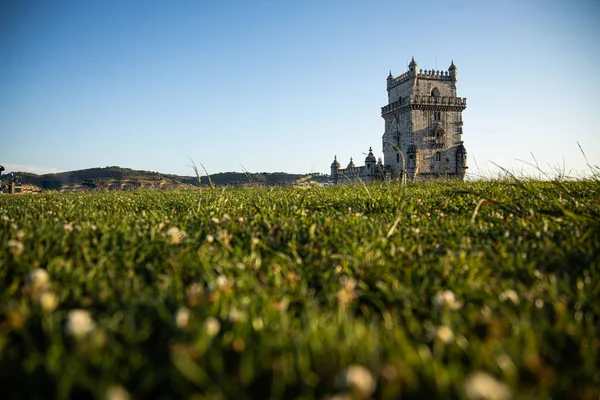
[2,166,328,192]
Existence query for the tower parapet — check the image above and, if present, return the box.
[417,69,454,80]
[386,71,411,89]
[388,58,458,89]
[381,95,467,115]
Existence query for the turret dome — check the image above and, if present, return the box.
[330,155,340,168]
[347,157,356,169]
[365,147,376,163]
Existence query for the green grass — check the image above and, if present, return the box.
[0,178,599,399]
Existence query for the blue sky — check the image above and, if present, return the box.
[1,0,599,177]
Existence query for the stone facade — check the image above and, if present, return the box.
[330,148,385,184]
[330,57,468,183]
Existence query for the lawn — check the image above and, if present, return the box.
[1,179,598,399]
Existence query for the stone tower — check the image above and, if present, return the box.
[381,58,467,180]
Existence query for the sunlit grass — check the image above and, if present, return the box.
[0,177,598,399]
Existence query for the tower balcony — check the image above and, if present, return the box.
[382,95,467,116]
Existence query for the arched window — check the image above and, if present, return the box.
[431,87,440,97]
[435,152,441,161]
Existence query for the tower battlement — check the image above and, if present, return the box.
[381,95,467,115]
[417,69,454,80]
[387,59,458,90]
[386,71,411,88]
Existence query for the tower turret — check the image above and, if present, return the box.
[365,147,376,175]
[330,155,340,182]
[408,57,418,78]
[347,157,356,170]
[449,60,457,81]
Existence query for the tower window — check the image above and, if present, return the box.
[431,87,440,97]
[434,112,441,121]
[435,152,441,161]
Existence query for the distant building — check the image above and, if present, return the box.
[331,58,468,183]
[329,148,384,184]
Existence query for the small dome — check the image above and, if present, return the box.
[331,155,340,168]
[409,56,417,67]
[365,147,376,163]
[448,60,456,70]
[347,157,356,169]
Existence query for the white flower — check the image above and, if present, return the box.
[204,317,221,337]
[7,239,24,256]
[435,325,454,343]
[322,394,353,400]
[340,277,357,291]
[228,308,247,323]
[105,385,131,400]
[27,268,50,290]
[499,289,519,304]
[337,278,358,307]
[39,290,59,312]
[205,234,215,243]
[335,365,376,398]
[167,227,187,244]
[464,371,512,400]
[535,299,544,309]
[252,317,264,331]
[434,290,462,310]
[175,307,191,329]
[186,283,204,307]
[215,275,232,291]
[63,223,73,232]
[66,309,96,339]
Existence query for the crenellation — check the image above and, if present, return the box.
[386,71,411,89]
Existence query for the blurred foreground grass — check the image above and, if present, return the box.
[0,179,599,399]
